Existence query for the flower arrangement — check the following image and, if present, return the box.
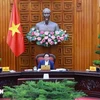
[26,27,69,47]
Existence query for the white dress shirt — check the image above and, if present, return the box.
[45,60,49,65]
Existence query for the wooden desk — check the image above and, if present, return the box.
[21,71,74,78]
[0,72,20,88]
[0,71,100,97]
[17,77,74,84]
[74,71,100,98]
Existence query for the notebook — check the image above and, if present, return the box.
[41,65,50,71]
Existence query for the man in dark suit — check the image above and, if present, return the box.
[37,53,54,69]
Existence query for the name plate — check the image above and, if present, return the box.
[2,67,10,72]
[90,66,96,71]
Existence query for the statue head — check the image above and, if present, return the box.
[43,8,51,14]
[43,8,51,24]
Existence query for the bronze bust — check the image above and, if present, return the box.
[35,8,59,32]
[26,8,68,47]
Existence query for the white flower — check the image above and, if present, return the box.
[37,37,41,41]
[51,35,55,39]
[65,34,68,37]
[48,34,51,37]
[44,36,48,39]
[32,28,35,31]
[36,30,39,32]
[54,42,57,44]
[48,38,52,42]
[55,31,59,35]
[34,32,39,36]
[44,31,49,35]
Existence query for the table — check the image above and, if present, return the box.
[0,71,100,97]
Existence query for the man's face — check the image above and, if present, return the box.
[44,54,49,61]
[43,12,50,21]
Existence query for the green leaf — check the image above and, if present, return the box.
[95,50,100,54]
[36,41,41,45]
[93,60,100,65]
[98,34,100,39]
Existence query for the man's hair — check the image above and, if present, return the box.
[43,53,50,57]
[43,8,51,13]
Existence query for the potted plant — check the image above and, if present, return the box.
[93,60,100,66]
[3,80,87,100]
[93,34,100,72]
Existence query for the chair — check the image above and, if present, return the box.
[35,53,56,66]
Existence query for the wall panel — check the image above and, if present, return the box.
[15,0,74,70]
[74,0,95,71]
[0,0,99,71]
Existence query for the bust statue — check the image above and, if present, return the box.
[35,8,59,32]
[26,8,68,47]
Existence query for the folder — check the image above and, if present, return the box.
[41,65,50,71]
[90,66,96,71]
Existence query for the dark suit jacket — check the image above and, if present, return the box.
[37,60,54,69]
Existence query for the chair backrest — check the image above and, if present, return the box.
[35,53,56,66]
